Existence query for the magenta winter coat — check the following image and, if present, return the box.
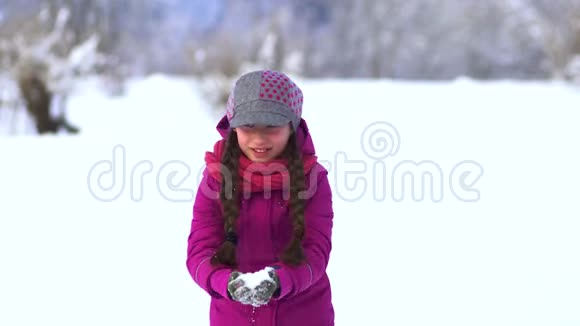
[186,116,335,326]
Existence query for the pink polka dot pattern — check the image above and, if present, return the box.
[225,70,304,130]
[260,70,303,117]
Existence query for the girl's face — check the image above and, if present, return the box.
[234,123,292,163]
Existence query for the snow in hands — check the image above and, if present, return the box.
[238,267,275,289]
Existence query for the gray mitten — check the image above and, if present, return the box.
[227,271,253,305]
[250,268,280,307]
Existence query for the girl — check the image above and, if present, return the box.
[186,70,335,326]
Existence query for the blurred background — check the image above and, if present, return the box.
[1,2,580,326]
[2,0,580,135]
[4,0,580,79]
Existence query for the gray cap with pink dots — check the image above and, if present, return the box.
[226,70,303,131]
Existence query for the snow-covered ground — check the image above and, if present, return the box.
[1,75,579,326]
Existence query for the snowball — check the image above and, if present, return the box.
[238,267,274,289]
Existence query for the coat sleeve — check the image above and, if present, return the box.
[185,168,232,299]
[274,164,334,300]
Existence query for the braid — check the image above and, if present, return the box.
[280,131,307,266]
[211,131,241,267]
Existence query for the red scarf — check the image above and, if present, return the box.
[204,139,318,193]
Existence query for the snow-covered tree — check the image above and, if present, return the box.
[1,5,108,134]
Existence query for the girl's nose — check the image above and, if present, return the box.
[250,130,269,140]
[251,135,268,145]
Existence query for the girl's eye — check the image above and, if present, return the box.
[239,125,255,131]
[238,124,282,134]
[265,126,284,134]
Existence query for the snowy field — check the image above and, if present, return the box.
[1,75,579,326]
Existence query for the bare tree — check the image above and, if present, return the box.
[1,5,107,134]
[530,0,580,79]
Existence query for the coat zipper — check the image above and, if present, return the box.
[250,306,257,325]
[246,194,279,325]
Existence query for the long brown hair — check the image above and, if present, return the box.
[210,128,307,267]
